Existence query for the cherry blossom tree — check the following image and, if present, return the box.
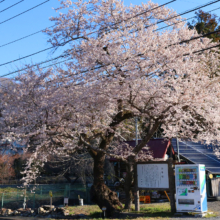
[1,0,220,216]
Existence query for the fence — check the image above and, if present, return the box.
[0,184,91,209]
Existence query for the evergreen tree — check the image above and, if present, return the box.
[188,10,220,42]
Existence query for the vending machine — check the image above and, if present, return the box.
[175,164,207,213]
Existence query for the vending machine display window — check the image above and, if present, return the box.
[176,166,198,187]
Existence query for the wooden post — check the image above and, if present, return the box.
[168,158,176,213]
[49,191,53,211]
[50,197,52,211]
[2,193,4,208]
[134,163,140,211]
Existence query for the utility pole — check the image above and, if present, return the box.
[176,138,180,162]
[135,117,138,146]
[134,117,140,211]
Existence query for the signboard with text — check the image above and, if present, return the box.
[137,163,169,189]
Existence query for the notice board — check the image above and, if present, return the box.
[137,163,169,189]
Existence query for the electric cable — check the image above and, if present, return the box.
[0,0,175,68]
[0,0,213,68]
[0,57,72,88]
[0,0,5,3]
[0,0,25,13]
[173,29,220,46]
[156,6,220,31]
[2,17,220,78]
[0,57,71,79]
[0,46,54,67]
[0,40,219,87]
[1,0,220,78]
[0,25,56,48]
[0,54,68,78]
[0,0,175,49]
[1,13,220,78]
[146,0,220,29]
[184,43,220,55]
[0,0,50,25]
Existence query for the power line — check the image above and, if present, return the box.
[0,0,25,13]
[174,29,220,46]
[108,0,176,27]
[0,25,56,48]
[55,42,220,86]
[0,37,219,86]
[0,0,175,68]
[1,41,220,88]
[67,0,220,44]
[0,0,50,25]
[0,0,5,3]
[0,0,175,49]
[1,0,219,77]
[184,43,220,55]
[38,58,72,70]
[0,57,71,82]
[146,0,220,30]
[156,6,220,31]
[0,0,217,54]
[63,0,176,44]
[0,54,68,78]
[0,46,54,67]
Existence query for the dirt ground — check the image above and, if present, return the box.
[207,198,220,215]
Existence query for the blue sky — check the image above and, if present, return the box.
[0,0,219,80]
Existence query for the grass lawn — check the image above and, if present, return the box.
[0,187,23,193]
[65,202,218,219]
[66,203,172,219]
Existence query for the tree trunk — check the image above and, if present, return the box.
[124,161,134,210]
[90,151,123,217]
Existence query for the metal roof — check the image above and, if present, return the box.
[171,139,220,174]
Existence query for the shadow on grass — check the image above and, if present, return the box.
[143,211,174,218]
[79,211,173,219]
[89,211,102,218]
[120,211,174,219]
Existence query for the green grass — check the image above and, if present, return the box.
[204,212,218,218]
[0,187,23,193]
[65,203,174,219]
[130,203,173,218]
[67,205,101,216]
[65,203,219,219]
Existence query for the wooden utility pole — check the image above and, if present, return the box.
[134,117,140,211]
[168,158,176,213]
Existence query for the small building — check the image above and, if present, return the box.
[109,138,175,180]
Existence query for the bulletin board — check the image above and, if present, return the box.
[137,163,169,189]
